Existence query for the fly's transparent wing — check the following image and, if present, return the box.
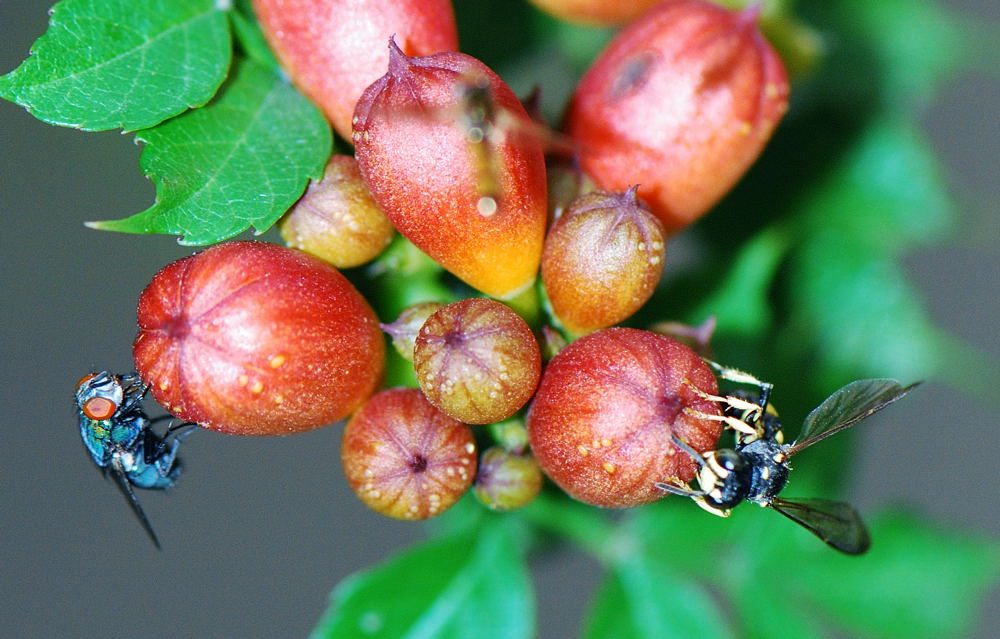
[770,497,870,554]
[110,460,161,550]
[786,379,918,456]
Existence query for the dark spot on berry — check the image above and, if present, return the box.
[409,454,428,473]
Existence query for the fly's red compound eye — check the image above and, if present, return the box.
[83,396,118,421]
[76,373,97,389]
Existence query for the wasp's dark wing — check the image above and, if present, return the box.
[109,460,161,550]
[769,497,870,554]
[786,379,918,456]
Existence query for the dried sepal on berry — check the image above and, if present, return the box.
[414,298,541,424]
[380,302,444,361]
[341,388,477,520]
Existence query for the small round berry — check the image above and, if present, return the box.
[341,388,477,520]
[541,186,666,335]
[473,447,543,512]
[133,241,384,435]
[380,302,444,361]
[414,298,541,424]
[527,327,723,508]
[279,155,394,268]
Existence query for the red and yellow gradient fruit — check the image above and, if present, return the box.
[414,298,541,424]
[527,328,723,507]
[253,0,457,140]
[541,186,666,334]
[133,241,384,435]
[341,387,477,520]
[353,41,547,299]
[566,0,789,232]
[279,155,394,268]
[526,0,662,26]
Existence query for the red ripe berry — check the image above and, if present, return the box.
[341,387,477,520]
[133,241,384,435]
[541,186,666,335]
[253,0,458,140]
[527,327,722,508]
[565,0,789,232]
[413,298,541,424]
[525,0,663,26]
[353,41,548,299]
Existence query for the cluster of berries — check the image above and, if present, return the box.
[127,0,789,519]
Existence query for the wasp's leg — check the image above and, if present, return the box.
[654,480,731,518]
[682,406,758,438]
[683,378,767,430]
[703,360,774,416]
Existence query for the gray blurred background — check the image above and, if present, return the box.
[1,0,997,637]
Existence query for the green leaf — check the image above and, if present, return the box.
[583,552,734,639]
[837,0,968,111]
[89,57,331,245]
[786,119,958,386]
[310,522,533,639]
[786,511,1000,639]
[0,0,230,132]
[790,233,944,386]
[799,119,954,250]
[689,226,790,338]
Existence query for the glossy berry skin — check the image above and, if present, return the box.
[353,42,548,299]
[341,387,477,520]
[525,0,663,26]
[414,298,541,424]
[253,0,457,140]
[565,0,789,232]
[527,328,723,508]
[133,241,384,436]
[541,187,666,335]
[279,155,394,268]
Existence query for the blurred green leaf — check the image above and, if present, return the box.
[584,552,734,639]
[89,57,330,244]
[689,226,790,338]
[0,0,230,131]
[799,119,954,249]
[785,118,958,386]
[310,522,533,639]
[836,0,968,111]
[787,511,1000,639]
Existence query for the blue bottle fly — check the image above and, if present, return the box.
[76,372,194,549]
